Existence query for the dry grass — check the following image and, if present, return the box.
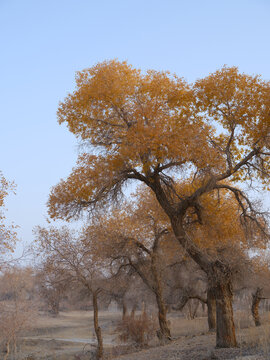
[2,309,270,360]
[238,318,270,358]
[117,312,157,347]
[168,314,208,337]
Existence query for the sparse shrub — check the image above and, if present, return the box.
[242,323,270,358]
[116,311,157,347]
[0,268,37,359]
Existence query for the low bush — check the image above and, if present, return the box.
[116,311,157,347]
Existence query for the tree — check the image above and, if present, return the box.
[87,191,176,342]
[34,226,107,360]
[251,287,265,327]
[35,262,67,316]
[48,60,270,347]
[0,173,17,266]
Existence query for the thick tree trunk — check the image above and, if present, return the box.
[251,288,263,327]
[170,219,236,347]
[155,291,172,341]
[92,291,103,360]
[207,288,216,332]
[214,280,237,348]
[151,252,171,342]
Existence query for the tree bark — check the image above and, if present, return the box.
[151,252,172,341]
[92,291,103,360]
[170,219,236,347]
[251,287,263,327]
[214,279,237,348]
[207,288,216,332]
[155,291,172,341]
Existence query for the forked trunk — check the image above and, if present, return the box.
[207,288,216,332]
[251,287,263,327]
[215,280,237,348]
[92,291,103,360]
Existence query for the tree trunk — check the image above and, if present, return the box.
[3,341,10,360]
[251,288,263,327]
[50,296,60,316]
[122,301,127,320]
[92,291,103,360]
[130,303,136,318]
[151,251,171,342]
[207,288,216,332]
[155,291,172,341]
[214,280,237,348]
[170,215,236,347]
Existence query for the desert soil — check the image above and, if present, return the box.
[9,310,270,359]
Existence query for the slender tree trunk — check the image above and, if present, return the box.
[122,301,127,320]
[207,288,216,332]
[251,288,263,327]
[141,300,146,314]
[130,303,136,318]
[92,291,103,360]
[214,279,237,348]
[201,301,206,314]
[3,341,10,360]
[51,296,60,316]
[186,298,200,319]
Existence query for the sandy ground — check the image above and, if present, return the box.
[3,310,270,359]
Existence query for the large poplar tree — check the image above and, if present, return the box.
[48,60,270,347]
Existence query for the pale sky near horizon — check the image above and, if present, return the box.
[0,0,270,254]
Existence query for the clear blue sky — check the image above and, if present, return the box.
[0,0,269,252]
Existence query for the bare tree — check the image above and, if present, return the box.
[34,226,108,360]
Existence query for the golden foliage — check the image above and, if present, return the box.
[0,172,17,257]
[49,61,270,220]
[48,61,270,274]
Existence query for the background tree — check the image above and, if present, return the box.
[34,226,108,360]
[35,262,68,316]
[48,61,270,347]
[87,190,177,342]
[0,173,17,267]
